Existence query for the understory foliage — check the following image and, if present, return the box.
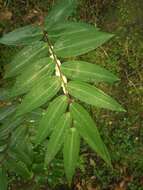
[0,0,125,188]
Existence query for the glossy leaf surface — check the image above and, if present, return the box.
[35,95,68,145]
[16,77,61,117]
[45,113,71,166]
[6,159,32,179]
[63,127,80,184]
[61,61,119,83]
[0,25,43,45]
[67,81,125,112]
[10,58,55,97]
[9,126,33,166]
[45,0,77,29]
[0,105,16,121]
[5,41,48,78]
[49,21,98,40]
[54,29,113,57]
[0,116,24,140]
[70,102,111,165]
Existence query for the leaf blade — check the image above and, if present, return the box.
[0,167,8,190]
[0,105,16,121]
[16,76,61,117]
[54,29,114,57]
[44,112,72,166]
[35,95,69,145]
[61,61,119,83]
[45,0,77,30]
[5,41,48,78]
[10,57,55,97]
[67,81,125,112]
[63,127,80,184]
[48,21,98,41]
[0,25,43,46]
[70,102,111,165]
[5,159,32,179]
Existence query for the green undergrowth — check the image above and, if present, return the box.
[0,0,143,189]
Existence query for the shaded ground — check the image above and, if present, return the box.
[0,0,143,189]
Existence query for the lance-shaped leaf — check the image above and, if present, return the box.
[9,126,32,166]
[10,58,55,97]
[15,76,61,117]
[9,140,33,166]
[67,81,125,112]
[5,159,32,179]
[25,108,43,123]
[61,61,119,83]
[63,127,80,184]
[45,0,77,30]
[54,29,114,58]
[10,125,27,148]
[49,21,98,41]
[0,105,16,121]
[70,102,111,165]
[45,112,71,167]
[0,167,8,190]
[35,95,68,145]
[4,41,48,78]
[9,147,32,167]
[0,116,24,140]
[0,25,43,46]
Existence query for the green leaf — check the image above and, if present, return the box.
[10,125,28,148]
[45,112,71,167]
[35,95,69,145]
[61,61,119,83]
[0,116,24,140]
[5,159,32,179]
[9,148,32,167]
[49,21,98,41]
[25,108,43,123]
[70,102,111,165]
[0,25,43,46]
[0,105,16,121]
[54,28,114,57]
[15,76,61,117]
[67,81,125,112]
[4,41,48,78]
[63,127,80,184]
[10,58,55,97]
[45,0,77,30]
[0,167,8,190]
[9,140,34,167]
[0,88,11,100]
[9,126,33,166]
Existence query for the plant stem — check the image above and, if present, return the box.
[43,31,69,96]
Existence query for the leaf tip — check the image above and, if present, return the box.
[118,106,126,112]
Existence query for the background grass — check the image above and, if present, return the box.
[0,0,143,189]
